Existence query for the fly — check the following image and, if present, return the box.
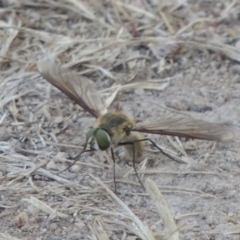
[37,60,240,191]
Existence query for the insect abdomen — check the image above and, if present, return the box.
[121,132,144,163]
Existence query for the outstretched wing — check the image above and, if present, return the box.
[132,114,240,141]
[37,60,107,118]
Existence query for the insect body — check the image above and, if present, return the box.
[90,112,144,162]
[37,60,240,190]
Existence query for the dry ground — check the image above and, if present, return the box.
[1,0,240,239]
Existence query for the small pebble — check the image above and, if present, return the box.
[70,165,81,173]
[74,220,85,229]
[46,160,57,170]
[27,205,40,216]
[54,152,68,159]
[49,223,58,231]
[47,236,62,240]
[54,116,63,124]
[134,88,145,95]
[229,65,240,75]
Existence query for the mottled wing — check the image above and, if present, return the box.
[37,60,107,118]
[133,114,239,141]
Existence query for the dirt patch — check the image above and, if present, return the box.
[1,0,240,239]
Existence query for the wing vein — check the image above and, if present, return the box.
[37,60,107,118]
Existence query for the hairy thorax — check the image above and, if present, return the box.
[94,112,144,163]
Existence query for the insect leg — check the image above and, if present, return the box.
[110,147,118,194]
[118,141,145,189]
[123,138,178,162]
[57,143,92,174]
[118,137,179,186]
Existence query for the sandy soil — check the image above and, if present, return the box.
[1,1,240,240]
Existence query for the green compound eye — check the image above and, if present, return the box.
[86,128,96,142]
[95,129,111,150]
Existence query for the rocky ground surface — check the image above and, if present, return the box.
[1,0,240,239]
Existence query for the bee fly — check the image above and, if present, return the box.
[37,60,240,192]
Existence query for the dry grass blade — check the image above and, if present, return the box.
[144,178,180,240]
[0,14,20,62]
[177,0,237,35]
[91,221,110,240]
[36,168,70,184]
[62,0,113,30]
[0,25,74,44]
[225,228,240,236]
[84,64,118,81]
[89,174,156,240]
[22,196,67,218]
[0,90,36,108]
[167,136,190,160]
[183,37,240,63]
[137,170,219,177]
[115,1,159,20]
[64,0,95,20]
[151,143,192,164]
